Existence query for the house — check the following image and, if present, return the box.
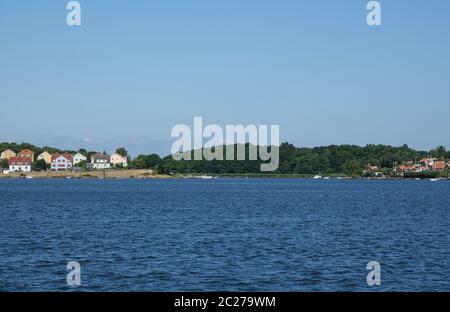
[50,153,73,171]
[110,153,128,167]
[413,164,422,172]
[9,157,32,172]
[419,157,437,168]
[398,165,415,173]
[434,161,446,171]
[73,152,87,165]
[0,149,16,160]
[37,151,52,164]
[91,153,111,169]
[18,149,35,161]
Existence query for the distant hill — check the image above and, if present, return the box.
[158,143,449,176]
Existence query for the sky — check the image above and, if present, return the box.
[0,0,449,156]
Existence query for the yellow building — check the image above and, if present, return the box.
[18,149,35,162]
[0,149,16,160]
[37,151,52,164]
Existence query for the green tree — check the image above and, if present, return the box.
[343,159,363,175]
[380,152,401,168]
[433,146,446,159]
[0,159,9,168]
[116,147,128,157]
[32,159,48,171]
[77,160,87,169]
[131,154,162,169]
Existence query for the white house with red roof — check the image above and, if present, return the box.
[50,153,73,171]
[9,157,32,172]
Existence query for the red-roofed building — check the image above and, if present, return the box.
[434,161,446,171]
[18,149,35,162]
[9,157,32,172]
[50,153,73,171]
[398,165,414,173]
[419,157,437,167]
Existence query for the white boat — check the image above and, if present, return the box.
[313,175,322,179]
[25,176,34,179]
[182,175,214,179]
[430,178,441,182]
[197,175,214,179]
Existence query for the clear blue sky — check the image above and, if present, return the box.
[1,0,449,156]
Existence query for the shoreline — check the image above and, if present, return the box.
[0,169,171,179]
[1,171,448,181]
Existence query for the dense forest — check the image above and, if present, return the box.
[1,142,449,176]
[157,143,449,176]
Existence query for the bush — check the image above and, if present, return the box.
[32,159,47,171]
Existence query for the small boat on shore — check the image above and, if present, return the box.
[197,175,214,179]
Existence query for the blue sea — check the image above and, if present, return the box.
[0,178,449,291]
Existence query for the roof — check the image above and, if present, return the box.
[435,161,446,170]
[420,157,437,163]
[1,149,16,154]
[19,149,34,155]
[51,153,73,162]
[91,153,110,161]
[9,157,32,166]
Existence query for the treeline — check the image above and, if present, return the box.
[0,142,65,156]
[2,142,449,176]
[154,143,449,176]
